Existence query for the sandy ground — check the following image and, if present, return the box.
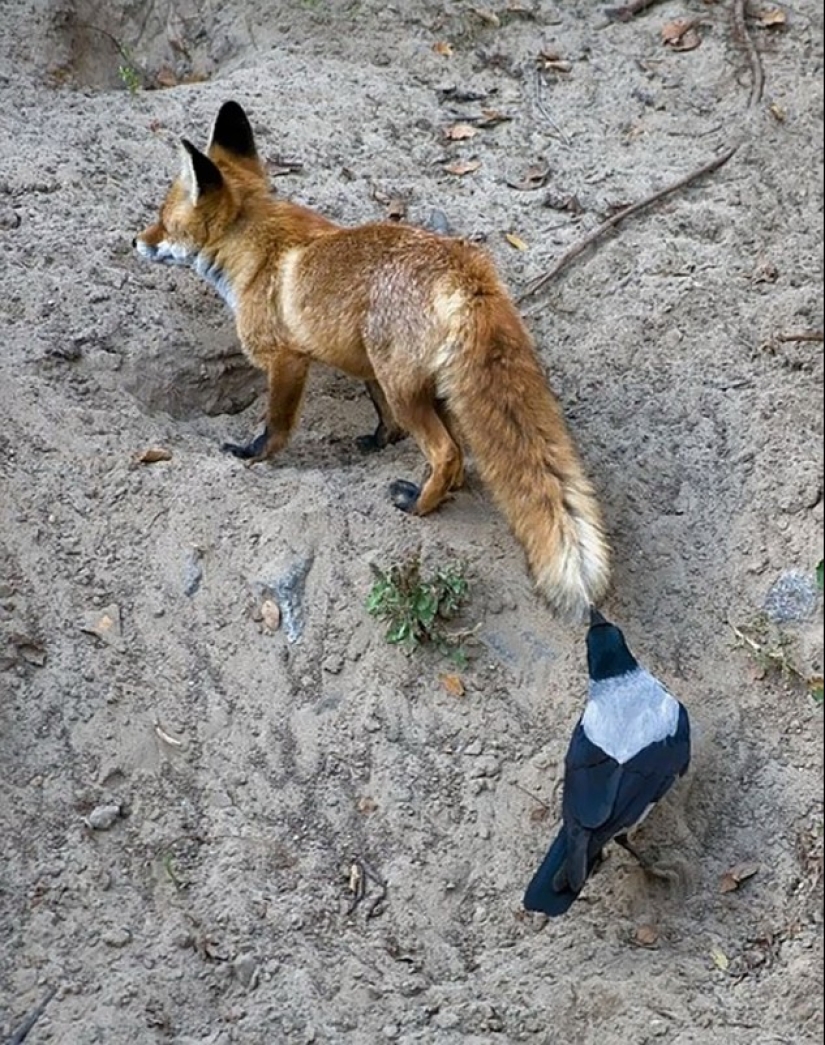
[1,1,823,1043]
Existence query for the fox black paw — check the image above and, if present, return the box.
[389,479,420,513]
[355,431,384,454]
[221,429,269,460]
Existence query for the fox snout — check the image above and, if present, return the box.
[133,227,192,265]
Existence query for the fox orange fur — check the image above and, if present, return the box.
[134,101,610,620]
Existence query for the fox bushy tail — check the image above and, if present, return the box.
[444,299,610,621]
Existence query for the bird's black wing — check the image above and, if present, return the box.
[561,705,690,888]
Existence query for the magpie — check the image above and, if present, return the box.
[523,607,691,916]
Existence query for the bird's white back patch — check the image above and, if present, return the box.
[582,668,680,765]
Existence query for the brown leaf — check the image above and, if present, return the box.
[357,795,378,814]
[633,923,660,948]
[444,159,481,176]
[757,7,787,27]
[155,67,178,88]
[536,50,572,73]
[477,108,512,128]
[719,861,760,893]
[384,197,407,222]
[506,163,551,191]
[444,123,478,141]
[440,673,465,697]
[433,41,454,57]
[504,232,528,251]
[471,6,501,26]
[662,18,702,50]
[136,446,172,464]
[768,101,786,122]
[529,805,549,823]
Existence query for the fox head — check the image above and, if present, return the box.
[133,101,268,304]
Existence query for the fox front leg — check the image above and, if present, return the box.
[222,352,310,464]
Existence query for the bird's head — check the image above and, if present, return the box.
[586,608,638,681]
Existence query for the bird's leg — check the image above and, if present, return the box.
[615,834,677,882]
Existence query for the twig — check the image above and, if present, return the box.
[533,69,571,146]
[732,0,765,108]
[604,0,666,22]
[517,145,739,302]
[776,331,824,343]
[510,780,552,810]
[7,986,57,1045]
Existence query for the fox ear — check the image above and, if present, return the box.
[208,100,257,158]
[179,139,223,204]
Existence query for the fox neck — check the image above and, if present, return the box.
[193,251,237,312]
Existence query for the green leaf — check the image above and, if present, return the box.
[817,559,824,593]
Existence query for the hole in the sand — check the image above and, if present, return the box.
[44,0,236,91]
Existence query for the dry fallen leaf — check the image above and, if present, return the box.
[758,7,787,27]
[536,49,572,73]
[506,163,551,191]
[444,159,481,176]
[661,18,702,51]
[136,446,172,464]
[718,860,760,894]
[444,123,478,141]
[433,41,454,57]
[710,945,730,971]
[155,67,178,88]
[633,923,660,948]
[357,795,378,814]
[440,673,465,697]
[260,598,281,633]
[477,108,512,128]
[504,232,528,251]
[384,197,407,222]
[768,101,786,122]
[529,805,549,823]
[471,6,501,26]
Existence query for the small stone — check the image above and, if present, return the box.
[381,1024,400,1040]
[78,604,123,649]
[86,804,122,831]
[233,952,260,989]
[763,569,819,623]
[101,927,132,948]
[464,739,483,756]
[183,548,203,597]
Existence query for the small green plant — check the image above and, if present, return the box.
[119,61,142,94]
[366,551,472,662]
[817,559,823,593]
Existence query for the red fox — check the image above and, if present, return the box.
[134,101,610,620]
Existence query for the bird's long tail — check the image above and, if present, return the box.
[523,832,584,917]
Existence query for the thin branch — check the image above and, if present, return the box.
[776,331,824,343]
[604,0,667,23]
[517,145,739,303]
[7,987,57,1045]
[732,0,765,108]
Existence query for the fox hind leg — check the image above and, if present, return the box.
[355,380,407,454]
[380,383,464,515]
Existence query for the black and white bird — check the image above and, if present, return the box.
[523,607,691,917]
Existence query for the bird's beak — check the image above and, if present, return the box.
[589,606,608,627]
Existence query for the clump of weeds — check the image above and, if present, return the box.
[366,550,474,664]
